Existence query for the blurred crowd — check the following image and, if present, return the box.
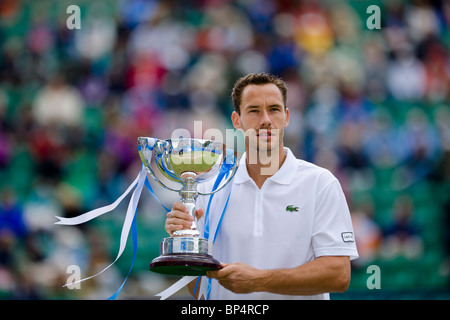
[0,0,449,299]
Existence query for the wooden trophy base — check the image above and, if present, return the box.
[150,253,221,276]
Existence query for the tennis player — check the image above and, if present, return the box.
[165,73,358,299]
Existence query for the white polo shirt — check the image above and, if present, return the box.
[196,147,358,300]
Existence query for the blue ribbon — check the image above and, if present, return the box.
[192,274,202,300]
[145,177,171,213]
[203,149,235,240]
[205,184,232,300]
[194,149,235,299]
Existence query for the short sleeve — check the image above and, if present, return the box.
[312,179,359,260]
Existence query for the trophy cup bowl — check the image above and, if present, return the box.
[138,137,239,276]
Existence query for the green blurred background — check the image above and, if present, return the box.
[0,0,449,299]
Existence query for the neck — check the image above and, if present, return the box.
[245,146,286,189]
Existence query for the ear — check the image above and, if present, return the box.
[231,111,242,130]
[284,107,290,128]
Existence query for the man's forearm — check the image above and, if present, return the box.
[253,256,351,295]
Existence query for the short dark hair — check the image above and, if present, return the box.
[231,72,287,115]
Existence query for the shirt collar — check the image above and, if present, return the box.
[234,147,297,185]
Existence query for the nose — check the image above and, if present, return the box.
[260,109,272,127]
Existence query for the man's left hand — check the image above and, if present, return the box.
[206,262,267,294]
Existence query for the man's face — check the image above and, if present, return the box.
[231,83,289,154]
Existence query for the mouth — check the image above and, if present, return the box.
[256,130,274,137]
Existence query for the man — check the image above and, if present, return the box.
[165,73,358,299]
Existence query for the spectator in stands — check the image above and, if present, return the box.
[382,195,423,260]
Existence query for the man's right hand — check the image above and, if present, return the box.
[165,202,205,236]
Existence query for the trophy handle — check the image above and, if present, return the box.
[198,149,239,196]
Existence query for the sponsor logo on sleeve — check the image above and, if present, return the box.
[341,232,354,243]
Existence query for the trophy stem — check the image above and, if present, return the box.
[173,175,200,237]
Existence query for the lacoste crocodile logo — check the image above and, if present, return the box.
[286,205,299,213]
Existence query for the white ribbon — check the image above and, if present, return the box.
[55,135,230,299]
[154,275,211,300]
[54,137,199,298]
[55,165,147,287]
[54,174,140,226]
[155,276,197,300]
[198,275,209,299]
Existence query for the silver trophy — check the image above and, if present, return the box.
[138,137,239,276]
